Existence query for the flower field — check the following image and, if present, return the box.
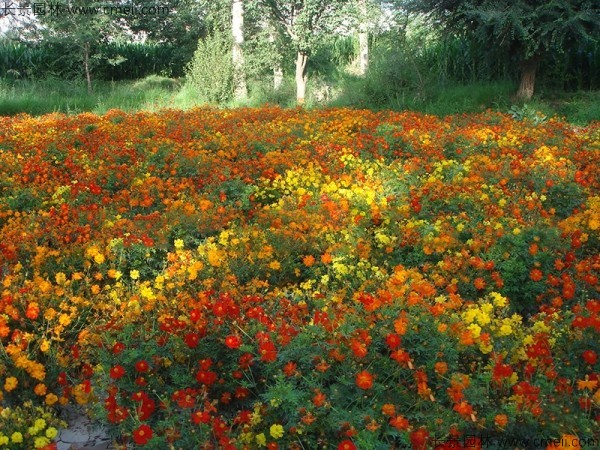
[0,107,599,449]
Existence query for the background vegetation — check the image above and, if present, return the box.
[0,0,598,122]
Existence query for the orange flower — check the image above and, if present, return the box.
[321,252,332,264]
[389,415,410,430]
[312,390,326,407]
[494,413,508,428]
[25,302,40,320]
[302,255,315,267]
[473,277,486,290]
[530,268,543,282]
[381,403,396,417]
[434,361,448,376]
[355,370,374,390]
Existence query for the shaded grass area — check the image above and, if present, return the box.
[0,75,182,116]
[1,74,599,124]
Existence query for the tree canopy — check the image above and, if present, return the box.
[405,0,600,98]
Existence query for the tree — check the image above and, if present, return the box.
[405,0,600,99]
[18,0,122,92]
[232,0,248,100]
[260,0,348,104]
[356,0,370,75]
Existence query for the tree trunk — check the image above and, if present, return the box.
[83,42,92,94]
[516,57,538,100]
[274,66,283,90]
[295,51,308,105]
[269,26,283,90]
[231,0,247,100]
[357,0,369,75]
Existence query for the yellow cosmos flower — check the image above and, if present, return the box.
[467,323,481,338]
[174,238,184,249]
[255,433,267,447]
[270,424,285,439]
[11,432,23,444]
[34,436,50,448]
[130,269,140,280]
[55,272,67,285]
[490,292,507,308]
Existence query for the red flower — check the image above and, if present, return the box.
[109,365,126,380]
[338,440,357,450]
[582,350,597,365]
[410,428,430,450]
[196,370,217,386]
[225,335,242,349]
[184,332,200,349]
[385,333,402,350]
[135,360,149,373]
[355,370,374,390]
[132,424,153,445]
[191,410,211,425]
[112,342,126,354]
[259,341,277,362]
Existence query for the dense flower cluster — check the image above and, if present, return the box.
[0,107,599,448]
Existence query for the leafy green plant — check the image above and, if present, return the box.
[185,29,233,105]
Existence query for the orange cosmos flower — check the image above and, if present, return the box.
[473,277,486,290]
[355,370,374,390]
[389,415,410,430]
[25,302,40,320]
[530,268,543,282]
[381,403,396,417]
[302,255,316,267]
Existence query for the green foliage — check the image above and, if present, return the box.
[406,0,600,63]
[509,104,548,125]
[185,30,234,105]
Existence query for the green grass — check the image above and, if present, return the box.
[0,75,183,115]
[1,75,599,124]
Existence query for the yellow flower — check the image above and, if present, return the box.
[55,272,67,285]
[40,339,50,353]
[10,432,23,444]
[34,418,47,430]
[130,269,140,280]
[255,433,267,447]
[0,435,8,446]
[467,323,481,338]
[93,253,105,264]
[479,342,493,354]
[3,377,18,392]
[475,311,491,326]
[490,292,507,308]
[269,260,281,271]
[34,436,50,448]
[45,427,58,439]
[174,238,184,249]
[270,424,285,439]
[462,309,477,324]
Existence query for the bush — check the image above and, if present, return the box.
[185,30,233,105]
